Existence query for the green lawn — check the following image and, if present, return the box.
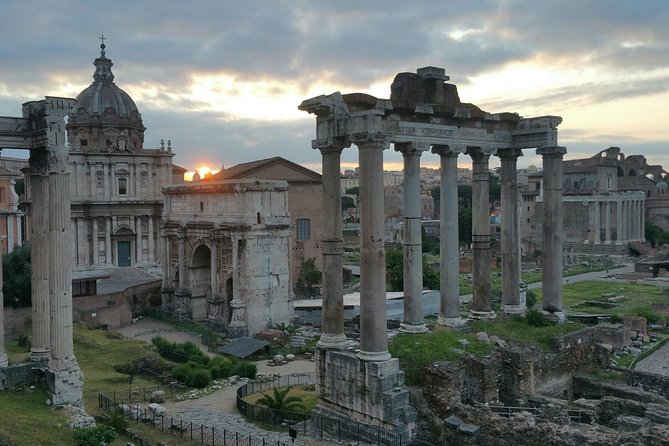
[534,280,669,322]
[469,317,585,351]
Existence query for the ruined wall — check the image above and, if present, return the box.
[0,362,46,390]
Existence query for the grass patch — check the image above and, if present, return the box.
[0,387,74,445]
[534,281,669,322]
[585,367,626,382]
[469,315,585,351]
[5,339,30,364]
[389,330,493,385]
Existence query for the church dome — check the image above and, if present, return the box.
[68,41,145,152]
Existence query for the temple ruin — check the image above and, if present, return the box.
[299,66,565,436]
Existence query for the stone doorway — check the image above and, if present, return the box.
[190,244,211,320]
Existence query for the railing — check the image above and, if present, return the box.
[236,373,412,446]
[99,392,294,446]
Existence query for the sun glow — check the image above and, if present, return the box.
[184,165,221,181]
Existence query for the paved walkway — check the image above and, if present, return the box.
[634,338,669,377]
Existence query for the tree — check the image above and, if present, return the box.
[2,244,31,308]
[458,207,473,246]
[295,258,322,297]
[342,195,356,211]
[257,386,306,422]
[646,222,669,248]
[386,246,440,292]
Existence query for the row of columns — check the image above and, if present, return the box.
[589,198,645,245]
[315,139,567,361]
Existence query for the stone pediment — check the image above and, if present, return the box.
[216,157,322,182]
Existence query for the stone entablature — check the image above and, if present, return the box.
[162,179,292,336]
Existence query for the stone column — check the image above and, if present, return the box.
[641,200,646,242]
[208,230,223,326]
[605,201,612,244]
[498,148,524,314]
[228,236,247,337]
[76,218,86,266]
[395,142,428,333]
[537,146,567,319]
[148,216,155,264]
[432,145,462,326]
[28,162,50,362]
[175,227,191,314]
[160,230,174,310]
[89,162,95,198]
[593,201,601,244]
[92,217,98,265]
[316,141,349,349]
[467,147,494,319]
[135,216,142,265]
[105,217,112,265]
[0,232,8,367]
[353,132,391,362]
[616,199,624,244]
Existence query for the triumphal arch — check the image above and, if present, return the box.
[300,67,565,436]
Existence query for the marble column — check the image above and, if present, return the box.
[89,162,96,198]
[537,146,567,318]
[316,141,349,349]
[616,199,624,244]
[593,201,601,244]
[148,216,155,264]
[228,236,247,337]
[175,227,191,315]
[135,216,143,265]
[605,201,612,244]
[28,162,50,362]
[641,200,646,241]
[160,230,174,310]
[498,148,524,314]
[396,142,428,333]
[432,145,462,326]
[208,230,223,326]
[0,229,8,367]
[76,218,85,266]
[105,217,112,265]
[354,132,391,362]
[92,217,98,265]
[467,147,494,319]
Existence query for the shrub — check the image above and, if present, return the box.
[98,411,129,434]
[525,309,552,327]
[526,290,537,309]
[234,361,257,379]
[73,425,117,446]
[151,336,209,365]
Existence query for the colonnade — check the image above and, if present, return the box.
[587,196,645,244]
[315,138,567,357]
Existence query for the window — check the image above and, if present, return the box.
[118,178,127,195]
[200,202,204,212]
[296,218,311,241]
[0,187,4,202]
[80,139,88,146]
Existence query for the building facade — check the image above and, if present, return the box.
[0,166,23,254]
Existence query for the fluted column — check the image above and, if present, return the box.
[396,142,428,333]
[92,217,98,265]
[105,217,112,265]
[537,146,567,317]
[177,227,188,291]
[316,140,349,349]
[76,218,86,266]
[28,162,50,362]
[432,145,462,326]
[467,147,494,319]
[354,132,391,362]
[160,229,174,310]
[135,216,143,265]
[228,236,247,337]
[0,226,8,366]
[148,216,155,264]
[641,200,646,242]
[498,148,524,314]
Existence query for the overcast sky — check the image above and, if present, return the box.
[1,0,668,174]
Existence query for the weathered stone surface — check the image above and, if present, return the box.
[148,403,166,415]
[615,415,649,432]
[150,390,165,403]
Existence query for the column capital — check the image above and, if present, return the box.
[177,226,188,241]
[394,141,428,155]
[536,145,567,158]
[350,132,389,149]
[431,144,460,158]
[312,136,351,153]
[496,148,524,161]
[466,146,495,161]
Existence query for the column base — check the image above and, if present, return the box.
[469,310,496,320]
[47,362,85,407]
[541,310,566,325]
[227,324,248,339]
[437,315,464,327]
[502,304,526,315]
[317,333,350,350]
[357,349,392,362]
[0,353,8,368]
[399,322,428,334]
[30,348,51,362]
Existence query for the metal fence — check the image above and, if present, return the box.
[236,373,413,446]
[99,391,293,446]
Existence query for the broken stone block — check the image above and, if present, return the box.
[599,343,613,353]
[475,332,490,343]
[444,415,463,429]
[150,390,165,403]
[489,335,507,347]
[616,415,649,432]
[148,403,166,415]
[458,422,480,435]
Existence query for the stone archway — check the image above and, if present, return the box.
[189,244,211,320]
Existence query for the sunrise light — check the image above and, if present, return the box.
[184,165,221,181]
